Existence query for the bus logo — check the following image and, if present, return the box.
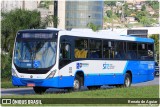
[76,63,89,69]
[103,63,115,69]
[77,63,82,69]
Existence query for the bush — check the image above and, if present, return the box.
[1,54,12,80]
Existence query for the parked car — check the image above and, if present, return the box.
[154,62,159,76]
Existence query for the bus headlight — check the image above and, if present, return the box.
[12,68,18,77]
[46,70,56,79]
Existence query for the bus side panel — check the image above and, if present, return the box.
[84,74,125,86]
[58,76,74,87]
[84,75,96,86]
[126,61,154,84]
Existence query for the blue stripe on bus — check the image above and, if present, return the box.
[135,37,154,43]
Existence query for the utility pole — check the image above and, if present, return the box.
[121,0,125,24]
[111,6,113,31]
[22,1,25,9]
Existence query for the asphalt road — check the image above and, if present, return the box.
[1,77,159,96]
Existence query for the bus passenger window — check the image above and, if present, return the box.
[75,38,88,58]
[89,39,102,58]
[114,42,126,59]
[103,40,114,59]
[127,42,137,60]
[138,43,148,60]
[60,43,71,59]
[147,44,154,60]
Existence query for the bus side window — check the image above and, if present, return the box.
[59,42,71,69]
[75,38,88,58]
[147,44,154,60]
[60,43,71,59]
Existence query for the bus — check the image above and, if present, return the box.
[12,28,155,94]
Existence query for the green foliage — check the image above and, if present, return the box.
[141,5,146,11]
[135,11,147,22]
[149,34,159,55]
[44,15,59,28]
[87,23,101,32]
[106,10,112,18]
[139,16,152,26]
[39,1,53,9]
[124,3,128,10]
[104,1,116,6]
[1,54,12,80]
[1,9,41,79]
[146,1,159,10]
[1,9,41,55]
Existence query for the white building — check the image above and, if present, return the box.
[1,0,40,12]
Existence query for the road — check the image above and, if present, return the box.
[1,77,159,96]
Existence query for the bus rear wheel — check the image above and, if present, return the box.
[116,73,131,88]
[33,87,47,94]
[122,73,131,87]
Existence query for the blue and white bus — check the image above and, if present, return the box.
[12,28,155,94]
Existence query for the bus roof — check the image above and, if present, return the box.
[17,29,154,43]
[59,30,154,43]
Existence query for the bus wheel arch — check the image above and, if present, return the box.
[126,70,132,83]
[74,71,84,90]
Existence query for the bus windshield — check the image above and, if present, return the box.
[14,33,57,69]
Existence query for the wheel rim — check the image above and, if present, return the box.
[125,77,130,87]
[74,80,80,90]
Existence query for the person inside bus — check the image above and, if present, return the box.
[125,51,132,59]
[75,45,88,58]
[109,47,115,59]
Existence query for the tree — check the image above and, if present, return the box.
[149,34,159,61]
[141,5,146,11]
[140,16,152,26]
[104,1,116,6]
[1,9,41,56]
[1,9,41,79]
[44,15,60,28]
[39,1,53,9]
[87,23,100,32]
[146,1,159,10]
[135,11,147,22]
[106,10,112,18]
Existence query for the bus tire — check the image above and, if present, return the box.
[33,87,47,94]
[123,73,131,87]
[73,75,81,91]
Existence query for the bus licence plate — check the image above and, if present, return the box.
[27,83,35,87]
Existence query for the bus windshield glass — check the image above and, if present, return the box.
[14,32,57,68]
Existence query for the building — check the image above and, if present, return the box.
[1,0,40,12]
[57,1,103,30]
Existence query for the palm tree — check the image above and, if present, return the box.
[44,15,60,28]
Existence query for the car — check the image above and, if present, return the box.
[154,62,159,76]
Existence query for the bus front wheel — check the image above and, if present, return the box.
[33,87,47,94]
[73,76,81,91]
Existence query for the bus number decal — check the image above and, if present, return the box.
[103,63,115,70]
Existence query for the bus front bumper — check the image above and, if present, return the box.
[12,76,74,88]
